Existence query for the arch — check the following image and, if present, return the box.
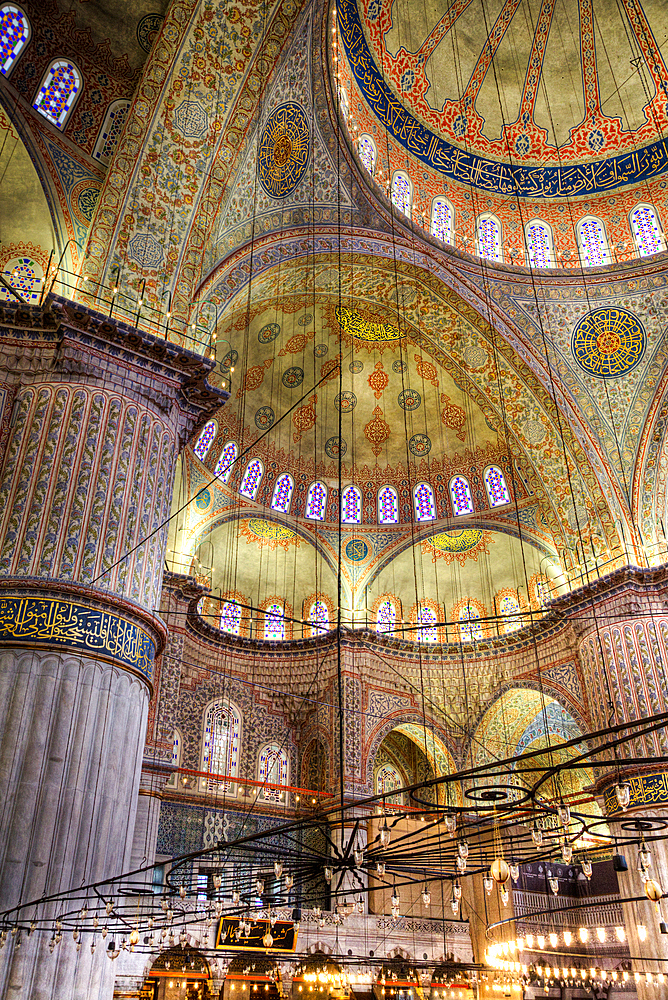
[215,440,237,482]
[449,475,474,516]
[305,481,327,520]
[358,134,376,174]
[413,482,436,521]
[375,761,404,804]
[260,597,292,640]
[303,594,333,637]
[239,458,263,500]
[431,197,453,245]
[193,420,217,461]
[630,203,666,257]
[476,213,502,262]
[495,588,523,634]
[391,170,412,217]
[367,718,460,807]
[257,741,289,801]
[483,464,511,507]
[525,219,554,269]
[271,472,294,513]
[341,484,362,523]
[377,484,399,524]
[219,589,251,637]
[452,597,487,643]
[577,215,611,266]
[0,4,30,76]
[528,573,553,609]
[410,600,442,643]
[93,99,130,166]
[372,593,401,635]
[200,698,242,792]
[33,58,82,129]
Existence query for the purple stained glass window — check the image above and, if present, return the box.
[0,4,29,75]
[215,441,237,483]
[392,172,411,216]
[418,605,438,643]
[459,604,482,643]
[271,473,293,513]
[526,222,553,268]
[431,199,453,244]
[341,485,362,524]
[413,482,436,521]
[220,600,242,636]
[477,216,502,261]
[378,485,399,524]
[194,420,216,460]
[537,579,551,608]
[484,465,510,507]
[308,600,329,636]
[499,594,521,632]
[201,700,241,790]
[258,742,289,800]
[578,217,610,266]
[239,459,263,500]
[306,481,327,520]
[631,204,664,256]
[449,476,474,516]
[33,59,81,128]
[264,602,285,640]
[359,135,376,173]
[376,598,396,634]
[93,100,130,165]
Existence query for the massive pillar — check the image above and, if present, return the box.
[0,296,225,999]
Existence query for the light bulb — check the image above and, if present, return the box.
[445,814,457,833]
[376,862,385,875]
[615,927,625,942]
[537,936,545,950]
[213,874,222,889]
[640,848,652,869]
[562,845,573,864]
[324,868,332,884]
[509,863,520,883]
[454,883,462,900]
[380,820,391,847]
[422,889,431,906]
[581,859,592,879]
[596,928,606,943]
[548,877,559,895]
[354,849,364,866]
[525,935,534,949]
[483,877,493,895]
[563,932,572,946]
[458,841,469,860]
[274,862,283,878]
[549,934,558,948]
[558,803,570,826]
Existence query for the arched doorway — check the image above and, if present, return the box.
[141,946,211,999]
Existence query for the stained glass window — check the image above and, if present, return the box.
[264,602,285,640]
[459,604,483,643]
[0,4,29,76]
[201,700,241,790]
[341,485,362,524]
[376,598,396,634]
[477,215,502,262]
[308,600,329,636]
[172,728,181,768]
[258,742,289,801]
[194,420,217,461]
[449,476,474,516]
[93,99,130,165]
[378,485,399,524]
[499,593,522,633]
[359,135,376,174]
[577,217,610,266]
[484,465,510,507]
[413,482,436,521]
[631,204,665,256]
[418,605,438,643]
[376,763,403,803]
[536,579,551,608]
[391,171,412,217]
[306,481,327,520]
[431,198,453,244]
[271,473,294,513]
[215,441,237,483]
[33,59,81,128]
[526,220,553,268]
[220,600,242,636]
[239,459,263,500]
[1,255,43,303]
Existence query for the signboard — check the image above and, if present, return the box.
[215,918,297,952]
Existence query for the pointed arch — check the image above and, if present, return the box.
[219,590,251,638]
[239,458,263,500]
[372,593,401,636]
[33,59,82,128]
[431,197,454,245]
[193,420,217,461]
[271,472,294,513]
[577,216,611,266]
[476,213,502,262]
[303,594,334,637]
[93,99,131,166]
[391,170,412,217]
[260,597,293,640]
[409,600,442,643]
[525,219,554,268]
[200,698,242,792]
[257,742,289,801]
[378,484,399,524]
[452,597,488,643]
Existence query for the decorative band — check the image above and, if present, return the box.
[604,771,668,815]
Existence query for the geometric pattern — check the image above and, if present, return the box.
[1,4,30,76]
[174,100,209,138]
[257,102,310,198]
[571,307,646,378]
[33,58,80,128]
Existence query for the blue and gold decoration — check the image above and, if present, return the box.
[325,435,347,458]
[398,388,421,410]
[255,406,275,430]
[282,366,304,388]
[571,307,646,378]
[257,103,310,198]
[409,433,431,456]
[345,538,369,561]
[430,529,484,554]
[195,487,212,511]
[258,322,280,343]
[603,771,668,815]
[335,391,357,412]
[247,519,296,543]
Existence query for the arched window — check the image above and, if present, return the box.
[376,763,403,804]
[484,465,511,507]
[239,458,263,500]
[167,727,183,789]
[449,475,474,516]
[459,604,483,643]
[498,593,522,633]
[1,253,43,303]
[577,216,611,266]
[33,59,82,128]
[215,441,237,483]
[476,214,502,262]
[201,699,241,790]
[359,134,376,174]
[1,4,30,76]
[431,198,454,244]
[526,220,554,268]
[418,604,438,643]
[306,481,327,520]
[264,602,285,640]
[271,473,294,513]
[413,482,436,521]
[93,99,130,165]
[341,484,362,524]
[391,171,412,217]
[193,420,217,461]
[308,600,329,636]
[378,485,399,524]
[220,600,242,636]
[258,742,289,801]
[536,579,551,608]
[376,598,397,635]
[630,204,666,256]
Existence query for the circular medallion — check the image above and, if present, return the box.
[345,538,369,562]
[258,322,280,343]
[392,360,407,374]
[299,313,313,326]
[255,406,275,430]
[70,180,102,227]
[314,343,328,357]
[571,307,646,378]
[409,433,431,456]
[349,360,364,373]
[195,488,212,511]
[335,391,357,412]
[257,103,310,198]
[398,388,421,410]
[325,435,347,458]
[282,366,304,388]
[221,349,238,372]
[137,12,164,52]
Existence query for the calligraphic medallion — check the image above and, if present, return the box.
[257,103,310,198]
[571,307,646,378]
[345,538,369,562]
[336,306,402,342]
